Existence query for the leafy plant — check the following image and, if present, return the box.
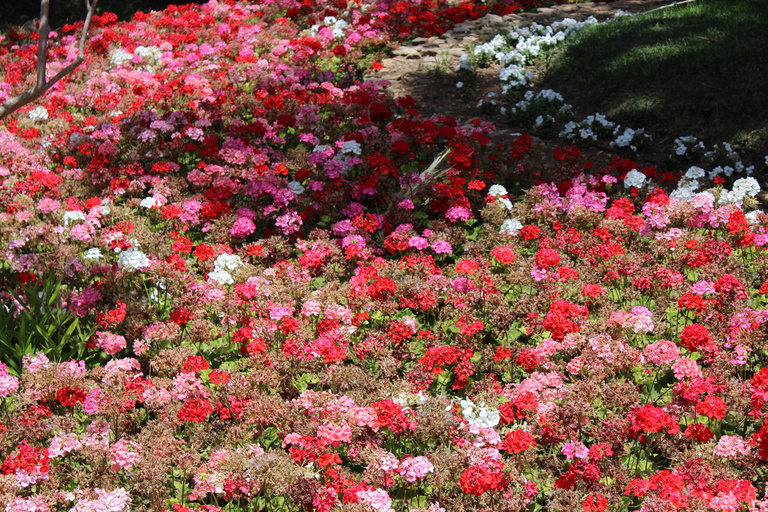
[0,274,98,376]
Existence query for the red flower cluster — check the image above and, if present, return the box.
[56,386,87,407]
[500,430,536,453]
[458,463,508,495]
[1,442,49,476]
[178,398,213,422]
[542,300,588,341]
[679,324,711,352]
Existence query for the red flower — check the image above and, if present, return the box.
[683,423,713,443]
[535,248,561,268]
[501,430,536,453]
[520,225,540,241]
[459,464,508,495]
[182,356,209,374]
[680,324,711,352]
[583,494,608,512]
[178,398,213,422]
[490,246,516,265]
[56,386,87,407]
[696,395,726,420]
[169,308,193,325]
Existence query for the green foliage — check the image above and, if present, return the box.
[542,0,768,149]
[0,275,98,376]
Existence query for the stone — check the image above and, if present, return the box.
[411,37,429,45]
[393,47,419,57]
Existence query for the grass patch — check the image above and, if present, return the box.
[540,0,768,150]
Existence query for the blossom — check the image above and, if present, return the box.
[431,240,452,254]
[117,248,150,272]
[357,489,394,512]
[397,456,434,482]
[500,218,523,235]
[231,217,256,238]
[623,169,646,189]
[109,438,141,471]
[94,331,127,355]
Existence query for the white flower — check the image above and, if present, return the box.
[139,197,157,209]
[500,218,523,236]
[118,248,150,272]
[63,210,87,226]
[28,106,49,122]
[110,48,133,66]
[288,181,305,195]
[208,269,234,286]
[459,399,500,428]
[341,140,361,155]
[684,166,705,180]
[488,184,508,198]
[456,81,464,89]
[732,177,760,198]
[83,248,103,260]
[623,169,646,189]
[214,253,243,272]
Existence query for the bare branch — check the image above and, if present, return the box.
[0,0,100,122]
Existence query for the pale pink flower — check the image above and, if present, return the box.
[643,340,680,366]
[357,488,395,512]
[713,435,751,457]
[109,438,142,471]
[317,421,353,447]
[0,362,19,397]
[48,433,82,458]
[397,456,434,482]
[672,357,702,380]
[95,331,127,355]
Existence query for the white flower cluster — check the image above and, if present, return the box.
[488,184,513,210]
[309,16,349,38]
[673,135,705,156]
[500,218,523,236]
[718,177,761,206]
[465,16,597,93]
[208,253,243,286]
[28,106,49,122]
[288,181,305,195]
[623,169,647,189]
[62,210,87,226]
[140,197,158,209]
[341,140,362,155]
[610,127,651,152]
[458,398,500,428]
[118,248,150,272]
[83,248,103,260]
[109,46,162,69]
[560,113,616,143]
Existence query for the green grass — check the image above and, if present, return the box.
[540,0,768,151]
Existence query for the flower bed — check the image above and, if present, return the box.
[0,1,767,512]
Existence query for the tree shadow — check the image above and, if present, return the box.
[541,2,768,149]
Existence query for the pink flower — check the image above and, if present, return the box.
[398,199,414,210]
[643,340,680,366]
[109,438,142,471]
[231,217,256,238]
[714,435,751,457]
[431,240,452,254]
[445,206,471,223]
[561,441,589,460]
[317,421,353,447]
[397,456,434,482]
[95,331,127,355]
[0,362,19,397]
[357,488,394,512]
[36,198,61,214]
